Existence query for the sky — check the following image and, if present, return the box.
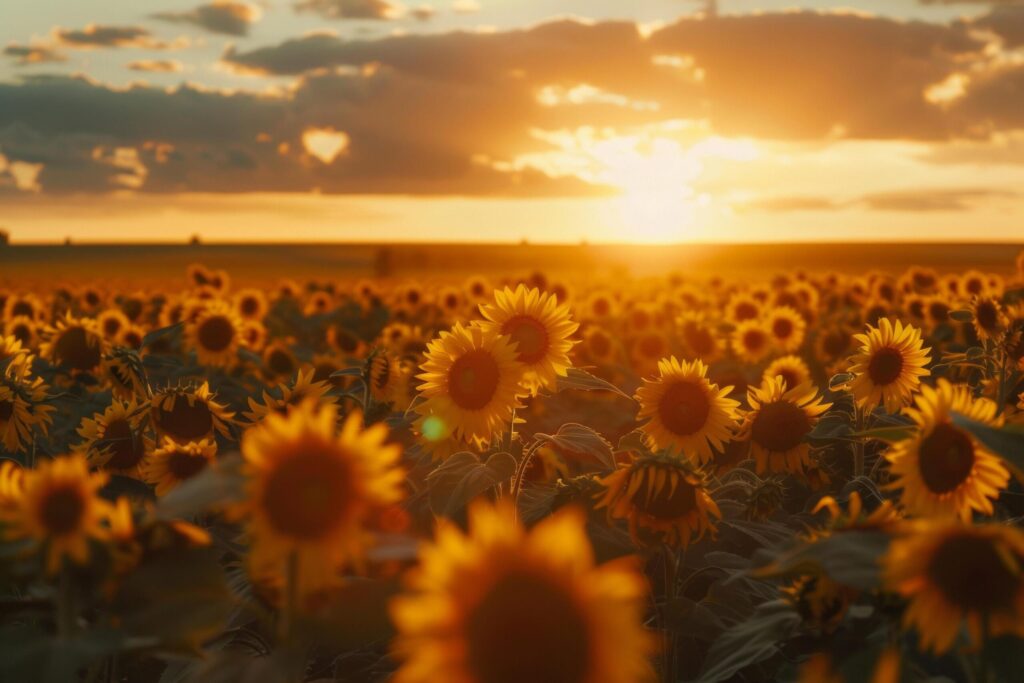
[2,0,1024,244]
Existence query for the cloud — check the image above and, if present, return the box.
[54,25,186,50]
[294,0,406,20]
[3,44,66,65]
[452,0,480,14]
[737,196,842,212]
[859,188,1016,211]
[152,2,263,37]
[972,6,1024,48]
[127,59,184,73]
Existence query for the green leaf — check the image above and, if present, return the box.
[695,599,800,683]
[552,368,634,401]
[949,309,974,323]
[330,366,365,378]
[427,451,516,516]
[533,423,615,470]
[828,373,853,391]
[753,530,891,591]
[848,425,915,443]
[156,454,246,519]
[614,429,648,457]
[951,412,1024,481]
[142,322,183,348]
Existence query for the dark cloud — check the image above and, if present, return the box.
[953,64,1024,132]
[972,6,1024,47]
[859,188,1016,212]
[294,0,404,20]
[54,25,157,48]
[152,2,262,37]
[127,59,184,73]
[3,44,66,65]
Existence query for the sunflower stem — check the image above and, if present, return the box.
[853,405,866,479]
[56,561,75,639]
[661,545,680,683]
[994,347,1008,417]
[279,551,299,645]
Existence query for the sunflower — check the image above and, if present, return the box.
[239,401,404,599]
[233,288,269,321]
[5,315,39,349]
[738,377,831,474]
[971,296,1006,342]
[883,522,1024,654]
[885,379,1009,521]
[3,293,47,323]
[244,367,336,423]
[390,502,653,683]
[0,333,33,374]
[437,285,464,317]
[782,573,852,633]
[103,348,152,401]
[150,382,234,444]
[415,322,524,450]
[848,318,931,414]
[142,437,217,496]
[630,330,670,376]
[814,326,854,373]
[725,292,761,325]
[960,269,989,298]
[326,322,366,357]
[97,309,130,340]
[478,285,579,394]
[766,306,806,353]
[924,296,951,329]
[368,351,402,404]
[186,300,244,368]
[582,291,617,322]
[262,341,298,382]
[763,355,812,391]
[0,371,55,453]
[678,312,721,363]
[118,324,145,350]
[634,357,739,464]
[582,326,616,364]
[731,320,772,365]
[40,315,106,375]
[74,399,153,478]
[3,454,111,574]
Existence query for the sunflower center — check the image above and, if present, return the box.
[268,349,295,376]
[447,350,501,410]
[778,369,801,390]
[167,450,210,482]
[751,400,811,452]
[39,485,85,536]
[684,325,715,357]
[55,326,101,371]
[12,301,34,317]
[103,317,123,337]
[502,316,550,365]
[240,297,260,317]
[592,298,610,317]
[333,328,360,354]
[101,418,145,469]
[261,447,353,540]
[976,301,999,332]
[927,533,1019,613]
[198,315,235,352]
[466,571,591,683]
[917,422,975,494]
[156,397,214,441]
[658,381,711,436]
[742,329,766,352]
[734,302,758,321]
[867,347,903,386]
[772,318,794,339]
[631,468,698,519]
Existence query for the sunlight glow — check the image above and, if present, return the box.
[302,127,350,164]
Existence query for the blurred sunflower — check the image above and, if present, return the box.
[884,522,1024,653]
[40,315,106,375]
[848,318,931,414]
[416,322,524,450]
[766,306,806,353]
[103,347,152,401]
[814,326,854,374]
[244,368,336,423]
[0,333,33,372]
[75,399,153,478]
[3,454,111,574]
[262,341,298,382]
[368,351,401,404]
[634,357,739,463]
[3,293,47,324]
[630,330,670,376]
[731,320,772,365]
[478,285,579,394]
[150,382,234,444]
[960,269,989,298]
[885,379,1009,521]
[5,315,39,348]
[971,296,1006,342]
[240,401,404,597]
[390,502,652,683]
[582,326,616,364]
[186,300,244,368]
[726,292,761,325]
[762,355,811,391]
[596,454,721,548]
[463,275,491,303]
[97,309,130,340]
[0,371,55,453]
[678,312,721,363]
[782,573,852,633]
[142,437,217,496]
[233,288,268,321]
[738,377,831,474]
[326,323,366,357]
[582,291,617,322]
[240,321,267,353]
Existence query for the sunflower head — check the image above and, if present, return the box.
[738,376,831,474]
[150,382,234,444]
[186,300,244,368]
[75,399,153,477]
[41,315,106,375]
[390,502,653,683]
[766,306,806,353]
[596,454,721,548]
[762,355,811,392]
[0,371,55,453]
[731,320,771,365]
[142,437,217,496]
[782,574,852,633]
[678,312,721,363]
[848,318,931,414]
[971,296,1007,342]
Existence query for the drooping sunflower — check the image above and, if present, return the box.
[885,379,1009,521]
[185,300,244,368]
[766,306,806,353]
[738,376,831,474]
[971,296,1007,342]
[478,285,579,394]
[883,522,1024,654]
[368,351,402,404]
[596,454,721,548]
[0,371,55,453]
[848,318,931,414]
[731,319,772,365]
[634,357,739,464]
[74,399,153,478]
[0,333,33,374]
[3,454,111,574]
[150,382,234,444]
[415,322,524,450]
[390,502,653,683]
[102,347,152,401]
[40,315,106,375]
[142,437,217,496]
[239,401,404,598]
[762,355,812,391]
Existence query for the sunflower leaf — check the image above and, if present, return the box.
[141,322,183,348]
[552,367,634,401]
[848,425,915,443]
[426,451,516,516]
[751,529,891,591]
[533,423,615,470]
[694,599,800,683]
[951,412,1024,482]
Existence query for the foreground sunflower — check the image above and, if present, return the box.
[243,368,336,424]
[848,318,931,414]
[240,401,404,598]
[737,377,831,474]
[74,399,153,478]
[186,300,245,368]
[883,522,1024,653]
[416,322,524,450]
[150,382,234,444]
[142,437,217,496]
[634,357,739,464]
[885,379,1009,521]
[596,454,721,548]
[478,285,579,394]
[3,454,111,574]
[390,503,653,683]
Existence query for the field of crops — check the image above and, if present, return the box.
[2,252,1024,683]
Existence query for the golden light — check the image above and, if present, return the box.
[302,127,350,164]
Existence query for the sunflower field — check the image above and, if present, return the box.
[2,255,1024,683]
